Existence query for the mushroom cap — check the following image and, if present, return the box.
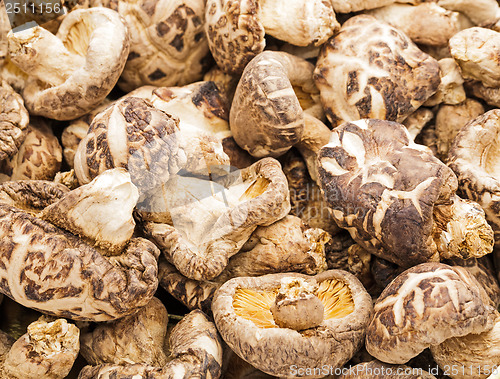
[448,109,500,245]
[337,360,437,379]
[0,181,160,320]
[466,80,500,108]
[212,270,373,377]
[314,15,440,127]
[318,119,453,267]
[424,58,466,107]
[0,179,69,211]
[449,27,500,88]
[18,7,130,120]
[231,51,320,158]
[430,311,500,379]
[0,119,62,183]
[205,0,265,75]
[365,262,497,364]
[73,96,182,201]
[143,157,291,280]
[330,0,396,13]
[0,81,29,162]
[78,309,223,379]
[97,0,211,92]
[80,297,168,366]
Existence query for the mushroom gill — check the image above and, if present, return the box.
[239,176,271,201]
[232,278,355,330]
[62,16,93,57]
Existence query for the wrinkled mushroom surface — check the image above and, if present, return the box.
[78,309,223,379]
[318,119,494,267]
[365,262,497,364]
[0,80,28,162]
[212,270,373,377]
[337,360,437,379]
[314,15,440,128]
[7,7,129,120]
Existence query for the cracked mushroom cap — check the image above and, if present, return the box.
[1,317,80,379]
[230,51,322,158]
[448,109,500,246]
[0,80,29,162]
[91,0,211,92]
[78,309,223,379]
[7,7,129,120]
[73,96,182,200]
[318,119,494,267]
[212,270,373,377]
[142,157,291,280]
[0,118,62,183]
[0,173,160,321]
[314,15,440,128]
[205,0,338,75]
[449,27,500,88]
[80,297,168,367]
[365,262,497,364]
[430,311,500,379]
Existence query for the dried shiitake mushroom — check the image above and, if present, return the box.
[0,80,28,162]
[449,27,500,88]
[318,119,494,268]
[0,118,62,183]
[329,0,396,13]
[205,0,339,75]
[337,360,437,379]
[430,311,500,379]
[74,96,183,200]
[90,0,210,92]
[0,169,160,321]
[78,309,223,378]
[7,7,129,120]
[0,318,80,379]
[142,157,290,280]
[434,98,484,160]
[80,297,168,367]
[437,0,500,26]
[365,262,497,364]
[212,270,373,377]
[424,58,466,107]
[448,110,500,247]
[466,81,500,108]
[367,3,469,47]
[314,15,440,127]
[402,107,434,140]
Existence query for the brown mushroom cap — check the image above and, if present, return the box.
[7,7,129,120]
[0,179,160,321]
[78,309,223,379]
[449,27,500,88]
[0,80,28,161]
[212,270,373,377]
[142,157,290,280]
[80,297,168,367]
[1,318,80,379]
[0,119,62,183]
[365,262,497,364]
[448,109,500,246]
[92,0,211,92]
[430,311,500,379]
[314,15,440,127]
[337,359,437,379]
[230,51,322,158]
[318,118,493,267]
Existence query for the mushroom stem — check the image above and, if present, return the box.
[433,195,494,260]
[295,113,331,184]
[7,26,84,87]
[270,277,324,330]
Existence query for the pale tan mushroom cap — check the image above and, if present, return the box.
[2,318,80,379]
[449,27,500,88]
[78,309,223,379]
[94,0,211,92]
[0,119,62,183]
[365,262,496,364]
[212,270,373,377]
[314,15,440,127]
[448,109,500,245]
[430,311,500,379]
[0,81,29,161]
[437,0,500,26]
[8,7,129,120]
[330,0,396,13]
[424,58,466,107]
[231,51,321,158]
[80,297,168,367]
[337,360,437,379]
